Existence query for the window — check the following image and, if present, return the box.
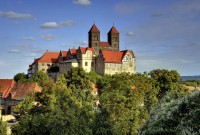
[91,62,94,66]
[85,62,88,66]
[42,68,45,71]
[93,36,98,40]
[42,63,45,66]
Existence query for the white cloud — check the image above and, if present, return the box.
[60,20,76,26]
[9,49,21,53]
[73,41,88,46]
[40,34,55,41]
[125,31,134,36]
[0,11,34,19]
[40,22,59,29]
[22,37,36,41]
[23,53,37,57]
[40,20,76,29]
[73,0,91,6]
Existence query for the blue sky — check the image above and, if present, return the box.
[0,0,200,78]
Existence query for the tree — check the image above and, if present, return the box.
[0,121,7,135]
[13,72,27,82]
[13,68,95,135]
[94,73,158,135]
[32,71,49,86]
[139,91,200,135]
[149,69,180,99]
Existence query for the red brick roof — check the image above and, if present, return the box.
[100,42,111,47]
[108,26,119,34]
[38,52,60,63]
[79,47,96,55]
[0,79,15,98]
[89,24,100,33]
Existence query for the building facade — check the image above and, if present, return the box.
[28,24,136,77]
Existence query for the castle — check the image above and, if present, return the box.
[28,24,136,78]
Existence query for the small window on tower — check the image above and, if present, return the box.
[85,62,88,66]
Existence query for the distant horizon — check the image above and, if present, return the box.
[1,0,200,78]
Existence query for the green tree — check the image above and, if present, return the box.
[0,121,7,135]
[32,71,49,86]
[139,91,200,135]
[13,72,27,82]
[13,68,95,135]
[149,69,180,99]
[94,73,158,135]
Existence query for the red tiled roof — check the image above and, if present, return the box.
[108,26,119,34]
[61,51,68,57]
[38,52,60,63]
[11,82,42,100]
[79,47,96,55]
[100,42,111,47]
[89,24,100,33]
[0,79,15,98]
[101,50,135,63]
[101,50,124,63]
[70,49,77,55]
[121,50,136,58]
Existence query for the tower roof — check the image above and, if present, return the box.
[108,26,119,34]
[89,24,100,33]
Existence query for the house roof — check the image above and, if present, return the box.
[70,49,77,55]
[101,50,135,63]
[121,50,136,58]
[100,42,111,47]
[108,26,119,34]
[37,52,60,63]
[79,47,96,55]
[88,24,100,33]
[10,82,42,100]
[0,79,15,98]
[101,50,124,63]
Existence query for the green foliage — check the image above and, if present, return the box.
[139,90,200,135]
[149,69,181,99]
[86,71,102,83]
[32,71,49,86]
[13,94,35,118]
[13,67,95,135]
[14,72,27,82]
[0,121,7,135]
[182,80,200,87]
[94,73,158,135]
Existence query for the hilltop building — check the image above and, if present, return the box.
[28,24,136,78]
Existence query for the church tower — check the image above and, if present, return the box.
[108,26,119,51]
[88,24,100,53]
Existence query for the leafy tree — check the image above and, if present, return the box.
[0,121,7,135]
[32,71,49,86]
[13,72,27,82]
[94,73,158,135]
[13,68,95,135]
[149,69,181,99]
[139,91,200,135]
[86,71,102,83]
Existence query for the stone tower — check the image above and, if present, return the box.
[108,26,119,51]
[88,24,100,54]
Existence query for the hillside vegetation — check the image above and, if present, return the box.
[9,68,199,135]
